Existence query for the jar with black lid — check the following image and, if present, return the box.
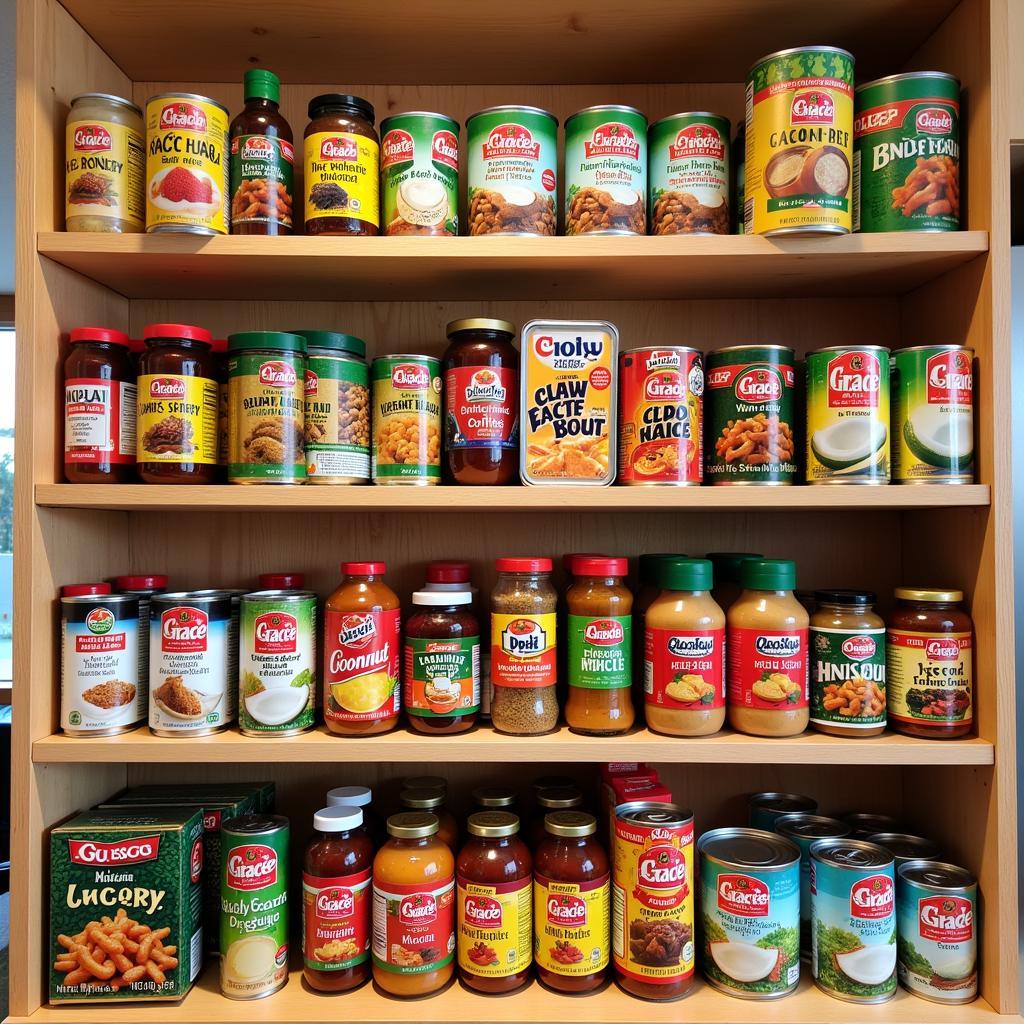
[304,94,379,236]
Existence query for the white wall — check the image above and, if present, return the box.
[0,0,14,294]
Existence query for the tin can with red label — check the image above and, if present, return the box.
[619,346,703,485]
[371,354,442,485]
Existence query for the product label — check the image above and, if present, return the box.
[444,365,518,450]
[137,373,219,465]
[304,131,379,227]
[65,378,137,464]
[727,626,808,710]
[381,118,459,235]
[457,875,532,977]
[533,873,610,977]
[491,612,557,688]
[403,635,480,717]
[644,626,725,709]
[886,629,972,728]
[372,877,455,974]
[371,357,442,482]
[302,868,371,972]
[810,626,886,729]
[304,354,370,481]
[324,608,400,723]
[230,133,294,231]
[66,117,145,228]
[567,614,631,689]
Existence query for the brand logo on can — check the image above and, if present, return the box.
[160,102,207,133]
[399,893,437,925]
[432,130,459,170]
[73,124,113,151]
[842,635,877,660]
[259,360,297,387]
[150,377,186,400]
[850,874,894,919]
[68,835,162,865]
[918,895,972,942]
[254,611,297,654]
[190,837,203,883]
[916,107,954,135]
[239,136,274,160]
[926,350,973,405]
[204,809,222,830]
[320,136,359,161]
[667,634,715,657]
[644,369,685,401]
[227,843,278,891]
[637,845,687,889]
[316,887,356,920]
[584,618,623,646]
[755,634,801,656]
[304,369,319,397]
[668,123,725,160]
[381,128,415,168]
[735,367,782,403]
[501,617,547,657]
[533,333,604,365]
[391,363,430,390]
[85,607,115,635]
[717,873,770,917]
[827,350,882,409]
[464,368,506,403]
[464,894,502,928]
[791,90,835,125]
[547,893,586,926]
[161,606,208,653]
[482,123,540,161]
[925,637,961,660]
[339,613,375,648]
[583,122,641,160]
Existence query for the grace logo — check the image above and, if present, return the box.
[161,606,208,653]
[149,377,186,400]
[926,350,973,405]
[842,635,876,661]
[667,634,714,657]
[464,894,502,928]
[583,122,641,160]
[316,887,356,920]
[68,835,161,866]
[304,369,319,397]
[547,893,586,927]
[916,107,953,135]
[584,619,623,646]
[755,634,801,656]
[668,123,725,160]
[432,130,459,170]
[734,367,782,403]
[925,637,961,660]
[501,617,546,657]
[464,368,506,404]
[74,124,112,151]
[919,895,972,942]
[254,612,297,654]
[637,845,687,890]
[339,614,375,648]
[827,351,882,409]
[391,363,430,390]
[717,873,770,917]
[190,837,203,884]
[320,136,359,161]
[791,90,835,125]
[381,128,415,169]
[227,844,278,891]
[399,893,437,926]
[259,360,298,388]
[160,102,207,133]
[850,874,894,919]
[482,124,541,161]
[85,607,115,635]
[644,370,684,401]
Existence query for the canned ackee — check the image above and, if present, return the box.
[371,355,442,485]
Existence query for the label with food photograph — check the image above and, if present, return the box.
[445,366,518,452]
[403,635,480,718]
[810,626,886,731]
[302,867,371,972]
[230,134,294,232]
[644,626,726,710]
[371,356,442,485]
[728,627,808,711]
[304,131,379,228]
[372,878,456,974]
[66,115,145,229]
[137,372,219,465]
[457,876,532,978]
[886,629,972,730]
[534,873,610,977]
[324,608,401,724]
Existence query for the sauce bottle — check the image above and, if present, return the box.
[399,787,459,851]
[632,553,680,700]
[326,785,384,846]
[472,786,517,813]
[529,787,584,849]
[372,812,455,996]
[302,805,372,992]
[706,551,762,612]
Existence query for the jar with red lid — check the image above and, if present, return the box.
[302,805,373,992]
[443,318,519,485]
[259,572,305,591]
[64,326,136,483]
[456,811,532,993]
[62,582,112,597]
[136,323,219,484]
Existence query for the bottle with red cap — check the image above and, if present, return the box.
[64,326,136,483]
[136,323,219,483]
[259,572,306,591]
[323,561,401,735]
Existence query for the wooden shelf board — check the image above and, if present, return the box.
[31,725,995,766]
[36,232,990,301]
[11,969,998,1023]
[34,483,992,513]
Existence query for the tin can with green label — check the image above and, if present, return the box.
[854,73,960,233]
[371,354,442,485]
[220,814,290,1000]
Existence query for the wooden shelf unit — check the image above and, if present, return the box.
[13,1,1017,1022]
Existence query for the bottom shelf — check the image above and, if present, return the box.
[15,968,998,1023]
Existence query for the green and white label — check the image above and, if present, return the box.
[404,635,480,717]
[810,626,886,729]
[568,614,631,689]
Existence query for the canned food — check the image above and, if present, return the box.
[697,827,801,999]
[705,346,796,485]
[145,92,230,235]
[371,355,442,485]
[565,105,647,235]
[150,591,234,736]
[866,833,941,868]
[612,801,695,1000]
[648,112,731,235]
[810,839,897,1003]
[854,73,960,233]
[618,346,703,485]
[114,574,168,700]
[466,106,558,236]
[745,47,855,236]
[896,860,977,1004]
[892,345,973,483]
[805,346,890,484]
[843,812,905,840]
[61,593,141,735]
[748,792,817,831]
[220,814,290,999]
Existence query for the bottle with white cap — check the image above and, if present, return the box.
[325,785,382,845]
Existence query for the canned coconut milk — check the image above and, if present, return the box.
[843,812,905,841]
[220,814,290,999]
[866,833,942,869]
[697,827,801,999]
[810,838,897,1003]
[371,355,442,484]
[748,792,817,831]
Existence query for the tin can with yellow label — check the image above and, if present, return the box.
[145,92,230,235]
[745,47,855,236]
[371,355,442,485]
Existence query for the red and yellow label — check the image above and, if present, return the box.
[727,626,808,710]
[324,608,400,723]
[457,875,532,977]
[644,626,725,710]
[491,612,556,688]
[304,131,379,227]
[533,873,610,977]
[136,373,219,464]
[372,877,455,974]
[302,868,371,972]
[886,629,972,727]
[66,118,145,228]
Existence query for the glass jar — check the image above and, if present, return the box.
[304,94,379,236]
[529,787,583,849]
[302,805,373,992]
[810,590,887,738]
[136,323,219,484]
[490,558,559,735]
[533,811,610,993]
[443,318,519,485]
[399,788,459,851]
[456,812,532,993]
[403,775,447,793]
[645,557,726,737]
[326,785,385,846]
[372,812,455,997]
[565,556,634,735]
[472,787,517,813]
[403,591,479,734]
[887,588,973,739]
[64,326,136,483]
[706,551,762,613]
[323,561,401,735]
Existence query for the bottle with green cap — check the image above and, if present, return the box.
[705,551,762,611]
[230,68,294,235]
[643,557,726,737]
[632,553,685,703]
[726,558,809,737]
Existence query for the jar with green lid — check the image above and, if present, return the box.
[706,551,762,613]
[227,331,306,483]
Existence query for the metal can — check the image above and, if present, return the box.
[810,838,897,1003]
[61,592,140,735]
[150,591,234,736]
[854,73,960,233]
[564,105,648,235]
[618,346,703,485]
[748,792,818,831]
[220,814,290,999]
[866,833,942,868]
[891,345,974,483]
[466,106,558,236]
[371,355,442,485]
[734,122,746,234]
[145,92,230,235]
[238,590,317,736]
[648,112,731,235]
[896,860,977,1004]
[745,47,855,236]
[612,801,695,1000]
[843,812,905,841]
[805,345,890,484]
[380,111,459,236]
[705,345,797,485]
[114,574,168,708]
[697,827,801,999]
